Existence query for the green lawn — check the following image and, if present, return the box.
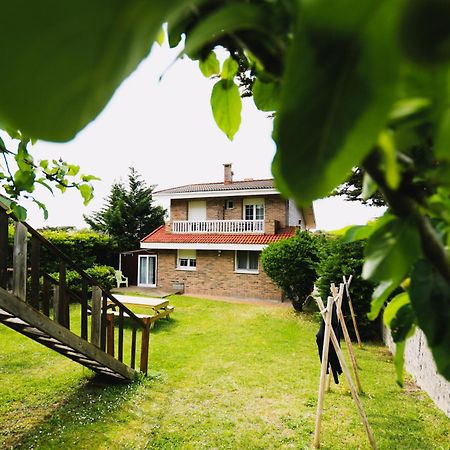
[0,296,448,449]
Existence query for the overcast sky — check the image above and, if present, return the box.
[1,39,385,231]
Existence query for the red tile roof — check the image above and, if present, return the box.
[141,225,297,245]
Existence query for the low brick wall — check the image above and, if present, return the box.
[383,326,450,417]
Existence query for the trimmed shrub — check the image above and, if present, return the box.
[49,265,116,300]
[261,230,327,311]
[316,238,378,340]
[39,229,119,273]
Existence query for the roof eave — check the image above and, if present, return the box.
[154,188,279,200]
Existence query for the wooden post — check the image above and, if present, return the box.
[343,275,363,348]
[56,262,69,328]
[313,296,333,449]
[42,276,50,316]
[30,237,40,309]
[91,286,102,348]
[106,313,115,357]
[80,280,88,340]
[118,309,124,362]
[52,284,59,322]
[316,296,377,450]
[130,328,137,369]
[100,293,107,351]
[336,283,363,394]
[0,209,8,290]
[140,317,151,375]
[13,222,27,301]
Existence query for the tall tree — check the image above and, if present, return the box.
[84,168,165,251]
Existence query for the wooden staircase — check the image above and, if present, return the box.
[0,206,152,381]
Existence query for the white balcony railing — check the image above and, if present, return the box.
[172,220,264,234]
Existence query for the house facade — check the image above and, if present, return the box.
[137,164,316,301]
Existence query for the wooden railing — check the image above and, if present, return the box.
[172,219,264,234]
[0,205,151,375]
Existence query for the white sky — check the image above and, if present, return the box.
[1,39,385,231]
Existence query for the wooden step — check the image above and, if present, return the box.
[0,287,135,381]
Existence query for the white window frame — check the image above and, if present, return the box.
[177,249,197,271]
[243,198,265,221]
[235,250,259,274]
[138,255,157,287]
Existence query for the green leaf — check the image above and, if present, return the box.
[155,26,165,46]
[67,164,80,176]
[0,1,183,141]
[410,259,450,380]
[368,278,400,321]
[363,216,421,283]
[0,136,6,153]
[14,169,36,193]
[39,160,49,170]
[81,174,101,182]
[400,0,450,66]
[79,183,94,206]
[211,80,242,140]
[184,3,269,59]
[221,57,238,81]
[12,204,27,221]
[199,52,220,78]
[273,0,401,204]
[384,292,416,346]
[253,79,280,112]
[378,130,400,190]
[361,172,377,201]
[342,213,395,243]
[383,292,410,327]
[33,198,49,220]
[393,340,406,387]
[388,97,431,123]
[435,108,450,160]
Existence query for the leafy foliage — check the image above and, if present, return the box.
[261,231,325,311]
[317,239,377,340]
[49,265,116,298]
[39,229,118,274]
[0,133,99,220]
[0,0,449,382]
[84,167,166,251]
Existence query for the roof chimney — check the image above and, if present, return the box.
[223,163,233,184]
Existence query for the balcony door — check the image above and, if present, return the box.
[138,255,157,287]
[188,200,206,221]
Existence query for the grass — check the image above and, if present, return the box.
[0,295,448,449]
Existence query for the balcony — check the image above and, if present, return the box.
[172,220,265,234]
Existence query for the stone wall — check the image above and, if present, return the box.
[156,249,283,301]
[383,326,450,417]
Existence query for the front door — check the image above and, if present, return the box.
[138,255,157,287]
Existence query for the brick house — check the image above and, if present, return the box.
[136,164,316,301]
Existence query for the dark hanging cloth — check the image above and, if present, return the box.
[316,302,342,384]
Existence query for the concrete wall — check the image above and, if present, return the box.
[156,249,283,301]
[384,326,450,417]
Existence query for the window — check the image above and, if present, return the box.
[177,249,196,270]
[235,251,259,273]
[225,199,234,209]
[243,198,264,221]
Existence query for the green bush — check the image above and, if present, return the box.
[49,265,116,300]
[39,229,119,273]
[261,230,327,311]
[316,238,378,340]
